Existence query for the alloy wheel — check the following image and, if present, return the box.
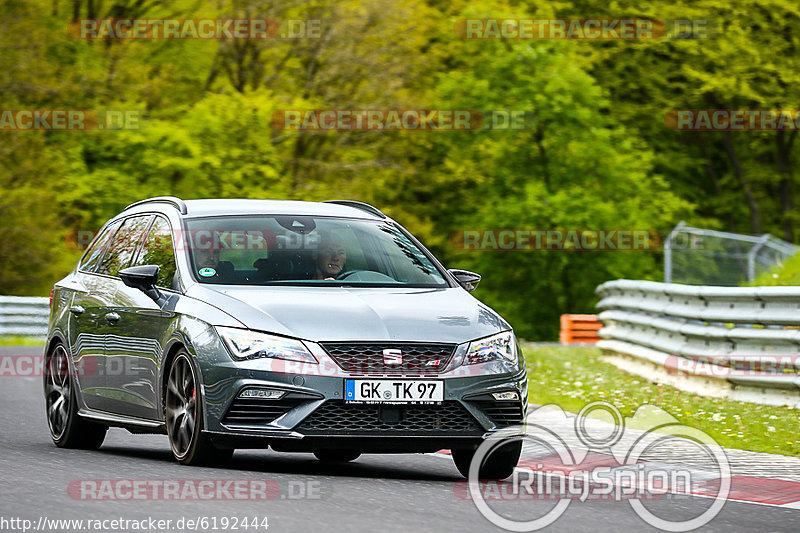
[44,344,71,439]
[166,355,197,457]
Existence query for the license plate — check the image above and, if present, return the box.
[344,380,444,404]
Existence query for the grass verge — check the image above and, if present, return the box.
[522,344,800,457]
[0,336,46,346]
[749,251,800,286]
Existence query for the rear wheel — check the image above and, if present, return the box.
[313,450,361,463]
[44,343,107,449]
[452,440,522,479]
[165,351,233,465]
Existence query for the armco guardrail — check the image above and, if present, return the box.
[595,280,800,407]
[0,296,49,337]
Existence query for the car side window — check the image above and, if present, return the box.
[79,221,120,273]
[135,216,177,288]
[97,215,153,277]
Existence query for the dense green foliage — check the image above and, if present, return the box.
[1,0,798,339]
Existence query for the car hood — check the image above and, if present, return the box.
[188,285,511,343]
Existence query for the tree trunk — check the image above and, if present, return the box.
[699,136,736,232]
[776,129,796,242]
[723,131,761,234]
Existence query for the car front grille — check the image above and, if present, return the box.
[296,401,483,435]
[319,342,457,376]
[469,400,525,428]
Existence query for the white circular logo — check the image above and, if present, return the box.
[467,402,730,532]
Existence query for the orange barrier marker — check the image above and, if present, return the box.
[559,314,601,344]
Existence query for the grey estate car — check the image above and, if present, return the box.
[44,197,527,478]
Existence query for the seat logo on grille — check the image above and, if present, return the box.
[382,349,403,365]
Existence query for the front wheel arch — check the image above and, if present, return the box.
[164,349,232,465]
[44,331,68,361]
[160,339,189,421]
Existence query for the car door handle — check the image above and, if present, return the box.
[69,305,85,316]
[104,312,121,324]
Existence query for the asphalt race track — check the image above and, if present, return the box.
[1,346,798,532]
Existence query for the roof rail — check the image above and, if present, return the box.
[124,196,188,215]
[323,200,386,219]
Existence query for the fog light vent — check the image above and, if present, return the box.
[238,388,285,400]
[491,391,520,401]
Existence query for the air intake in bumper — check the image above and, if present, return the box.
[296,401,483,435]
[222,390,320,427]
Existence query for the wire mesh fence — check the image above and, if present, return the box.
[664,222,798,286]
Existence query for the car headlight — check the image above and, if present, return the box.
[217,327,318,364]
[465,331,518,366]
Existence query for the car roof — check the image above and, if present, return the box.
[122,198,385,220]
[183,199,383,219]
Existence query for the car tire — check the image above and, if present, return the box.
[452,440,522,479]
[44,343,107,449]
[313,450,361,462]
[165,351,233,465]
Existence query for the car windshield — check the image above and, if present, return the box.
[182,215,448,287]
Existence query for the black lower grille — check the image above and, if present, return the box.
[320,342,457,376]
[222,397,308,426]
[297,401,483,435]
[469,400,525,427]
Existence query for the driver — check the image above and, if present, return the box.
[195,247,220,270]
[193,240,234,281]
[313,232,347,280]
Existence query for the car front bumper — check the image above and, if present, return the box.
[195,338,528,452]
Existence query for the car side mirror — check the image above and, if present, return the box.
[448,269,481,292]
[119,265,163,303]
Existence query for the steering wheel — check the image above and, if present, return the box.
[334,270,396,282]
[335,269,367,280]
